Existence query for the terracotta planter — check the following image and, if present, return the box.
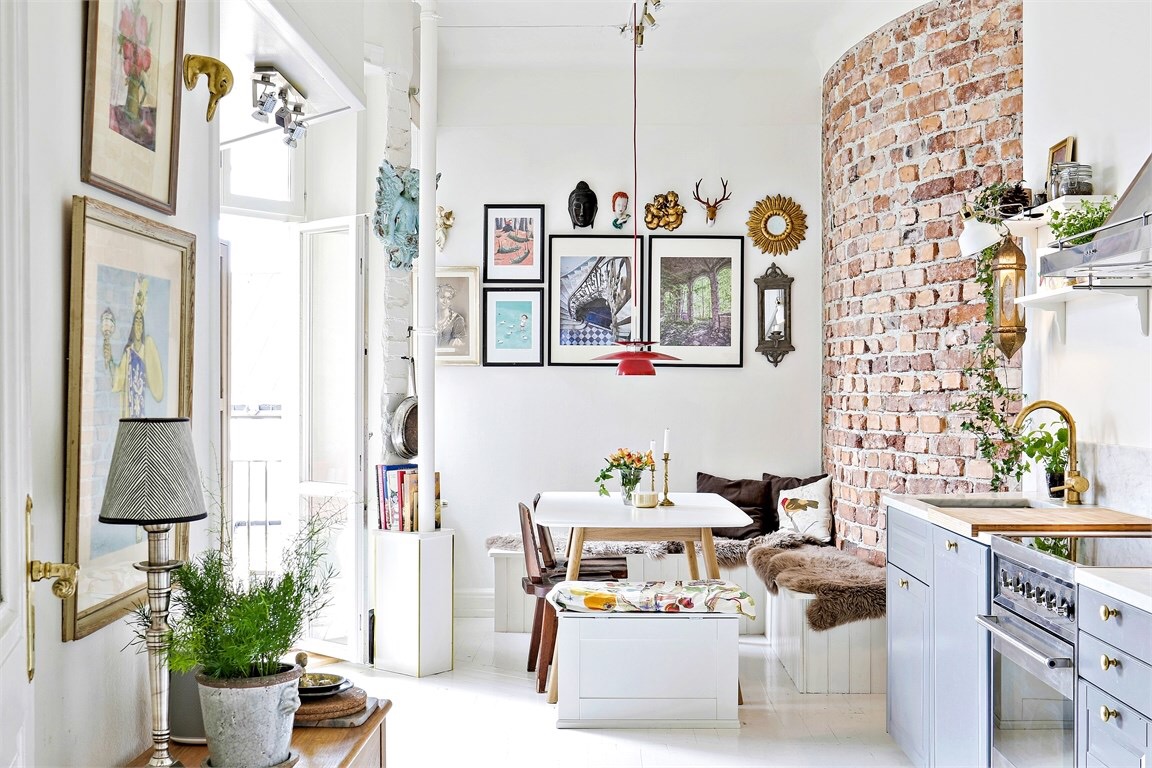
[196,663,302,767]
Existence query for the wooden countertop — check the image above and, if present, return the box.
[127,699,392,768]
[935,506,1152,536]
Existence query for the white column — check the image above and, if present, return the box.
[415,0,438,532]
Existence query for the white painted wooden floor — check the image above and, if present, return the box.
[322,618,913,767]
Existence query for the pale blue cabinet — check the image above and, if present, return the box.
[888,563,931,768]
[930,526,990,767]
[887,506,991,768]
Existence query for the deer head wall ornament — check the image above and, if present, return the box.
[692,178,732,227]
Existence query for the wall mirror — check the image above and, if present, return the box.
[755,263,794,366]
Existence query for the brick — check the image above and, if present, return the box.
[912,178,955,201]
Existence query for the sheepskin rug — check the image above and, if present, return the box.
[747,544,886,631]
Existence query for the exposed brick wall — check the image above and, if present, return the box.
[821,0,1023,565]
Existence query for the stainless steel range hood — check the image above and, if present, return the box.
[1039,152,1152,282]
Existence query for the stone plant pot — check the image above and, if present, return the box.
[1046,470,1065,499]
[196,663,302,767]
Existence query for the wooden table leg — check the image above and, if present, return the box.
[682,541,700,579]
[548,527,585,704]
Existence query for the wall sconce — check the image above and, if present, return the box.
[958,204,1003,257]
[755,263,794,366]
[991,236,1027,358]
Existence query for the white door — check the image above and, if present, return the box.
[0,1,34,761]
[295,215,369,662]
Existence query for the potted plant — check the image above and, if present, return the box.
[1019,421,1069,499]
[166,509,338,768]
[1048,197,1115,246]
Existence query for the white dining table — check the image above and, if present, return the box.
[534,491,753,705]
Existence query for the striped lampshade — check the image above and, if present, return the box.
[99,418,208,525]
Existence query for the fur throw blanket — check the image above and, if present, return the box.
[485,529,819,569]
[747,544,886,631]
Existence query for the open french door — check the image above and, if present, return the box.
[294,215,369,662]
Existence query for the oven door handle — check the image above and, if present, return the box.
[975,615,1073,669]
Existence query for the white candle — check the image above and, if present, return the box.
[663,428,670,455]
[649,440,655,456]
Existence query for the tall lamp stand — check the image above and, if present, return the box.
[135,524,184,767]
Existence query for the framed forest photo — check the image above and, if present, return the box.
[82,0,186,214]
[63,196,195,640]
[647,235,744,367]
[548,235,642,365]
[483,287,544,366]
[483,204,545,283]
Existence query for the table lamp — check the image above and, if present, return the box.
[100,417,207,768]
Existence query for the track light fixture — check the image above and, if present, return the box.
[249,66,308,148]
[619,1,666,50]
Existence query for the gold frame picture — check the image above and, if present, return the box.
[81,0,186,214]
[63,196,195,640]
[1047,136,1076,173]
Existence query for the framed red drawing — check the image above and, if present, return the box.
[82,0,186,214]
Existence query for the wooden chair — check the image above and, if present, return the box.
[532,493,627,577]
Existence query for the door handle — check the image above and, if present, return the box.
[29,559,79,598]
[1100,604,1120,621]
[25,495,80,681]
[1100,706,1120,723]
[945,540,958,551]
[1101,655,1122,671]
[975,614,1073,669]
[898,578,909,589]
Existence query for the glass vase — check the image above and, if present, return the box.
[619,469,642,506]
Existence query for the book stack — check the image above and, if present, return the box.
[376,464,441,531]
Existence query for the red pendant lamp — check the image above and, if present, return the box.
[595,1,678,376]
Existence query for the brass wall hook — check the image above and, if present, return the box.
[183,54,234,122]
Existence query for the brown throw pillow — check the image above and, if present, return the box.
[696,472,767,540]
[762,472,829,533]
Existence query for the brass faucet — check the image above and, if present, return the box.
[1013,399,1090,504]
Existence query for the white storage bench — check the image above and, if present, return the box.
[768,584,886,694]
[556,611,740,729]
[489,548,766,635]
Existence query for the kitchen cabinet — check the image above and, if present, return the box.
[887,506,990,768]
[1077,586,1152,768]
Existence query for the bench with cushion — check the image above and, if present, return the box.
[547,580,753,729]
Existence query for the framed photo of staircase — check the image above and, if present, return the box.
[483,204,545,282]
[548,234,643,365]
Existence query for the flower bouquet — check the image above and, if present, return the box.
[595,447,656,505]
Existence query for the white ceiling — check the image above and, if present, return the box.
[434,1,926,73]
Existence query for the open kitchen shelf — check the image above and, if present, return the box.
[1016,285,1150,340]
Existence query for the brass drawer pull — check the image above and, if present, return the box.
[945,540,958,551]
[1100,655,1122,671]
[1100,605,1120,622]
[898,579,909,589]
[1100,706,1120,723]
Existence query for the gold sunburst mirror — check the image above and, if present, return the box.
[747,195,807,255]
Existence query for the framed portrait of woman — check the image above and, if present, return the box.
[63,196,195,640]
[434,266,480,365]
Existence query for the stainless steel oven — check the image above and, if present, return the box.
[982,537,1078,768]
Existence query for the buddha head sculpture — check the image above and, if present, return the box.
[568,181,598,229]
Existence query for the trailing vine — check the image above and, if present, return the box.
[951,185,1026,491]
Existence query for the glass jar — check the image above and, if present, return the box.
[1056,163,1093,197]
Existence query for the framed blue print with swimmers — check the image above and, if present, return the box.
[63,196,195,640]
[483,287,544,366]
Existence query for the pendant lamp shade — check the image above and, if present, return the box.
[99,417,208,525]
[958,205,1003,257]
[594,340,679,376]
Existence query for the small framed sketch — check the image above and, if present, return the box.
[647,235,744,367]
[483,204,545,283]
[483,287,544,366]
[435,266,480,365]
[549,235,642,365]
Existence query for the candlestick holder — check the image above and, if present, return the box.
[650,462,656,491]
[659,452,675,506]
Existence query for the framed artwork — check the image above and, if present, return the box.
[63,196,196,640]
[483,287,544,366]
[1047,136,1076,170]
[647,235,744,367]
[82,0,186,214]
[435,266,480,365]
[483,204,545,282]
[549,235,642,365]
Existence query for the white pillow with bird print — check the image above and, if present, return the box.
[777,475,832,543]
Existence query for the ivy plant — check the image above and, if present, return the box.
[950,200,1026,491]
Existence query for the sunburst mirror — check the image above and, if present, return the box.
[747,195,807,256]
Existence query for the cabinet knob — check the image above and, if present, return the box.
[1100,706,1120,723]
[1100,605,1120,622]
[945,540,958,551]
[898,578,909,589]
[1100,655,1121,672]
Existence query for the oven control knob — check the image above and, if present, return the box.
[1057,600,1073,618]
[1046,593,1058,611]
[1013,576,1024,594]
[1000,569,1010,588]
[1033,587,1046,604]
[1024,583,1035,599]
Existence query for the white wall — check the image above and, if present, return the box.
[25,1,218,764]
[1022,0,1152,518]
[433,67,825,605]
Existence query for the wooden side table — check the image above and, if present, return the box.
[127,700,392,768]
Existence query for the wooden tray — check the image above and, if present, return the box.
[295,686,367,722]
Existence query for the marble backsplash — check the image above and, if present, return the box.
[1078,442,1152,567]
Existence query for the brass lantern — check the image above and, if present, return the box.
[991,236,1027,358]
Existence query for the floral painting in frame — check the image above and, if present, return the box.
[82,0,186,214]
